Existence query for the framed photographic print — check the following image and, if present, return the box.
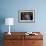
[18,10,35,23]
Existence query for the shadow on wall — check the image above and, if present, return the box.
[0,16,5,46]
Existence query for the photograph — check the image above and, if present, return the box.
[18,10,35,23]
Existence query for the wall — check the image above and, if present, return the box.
[0,0,46,32]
